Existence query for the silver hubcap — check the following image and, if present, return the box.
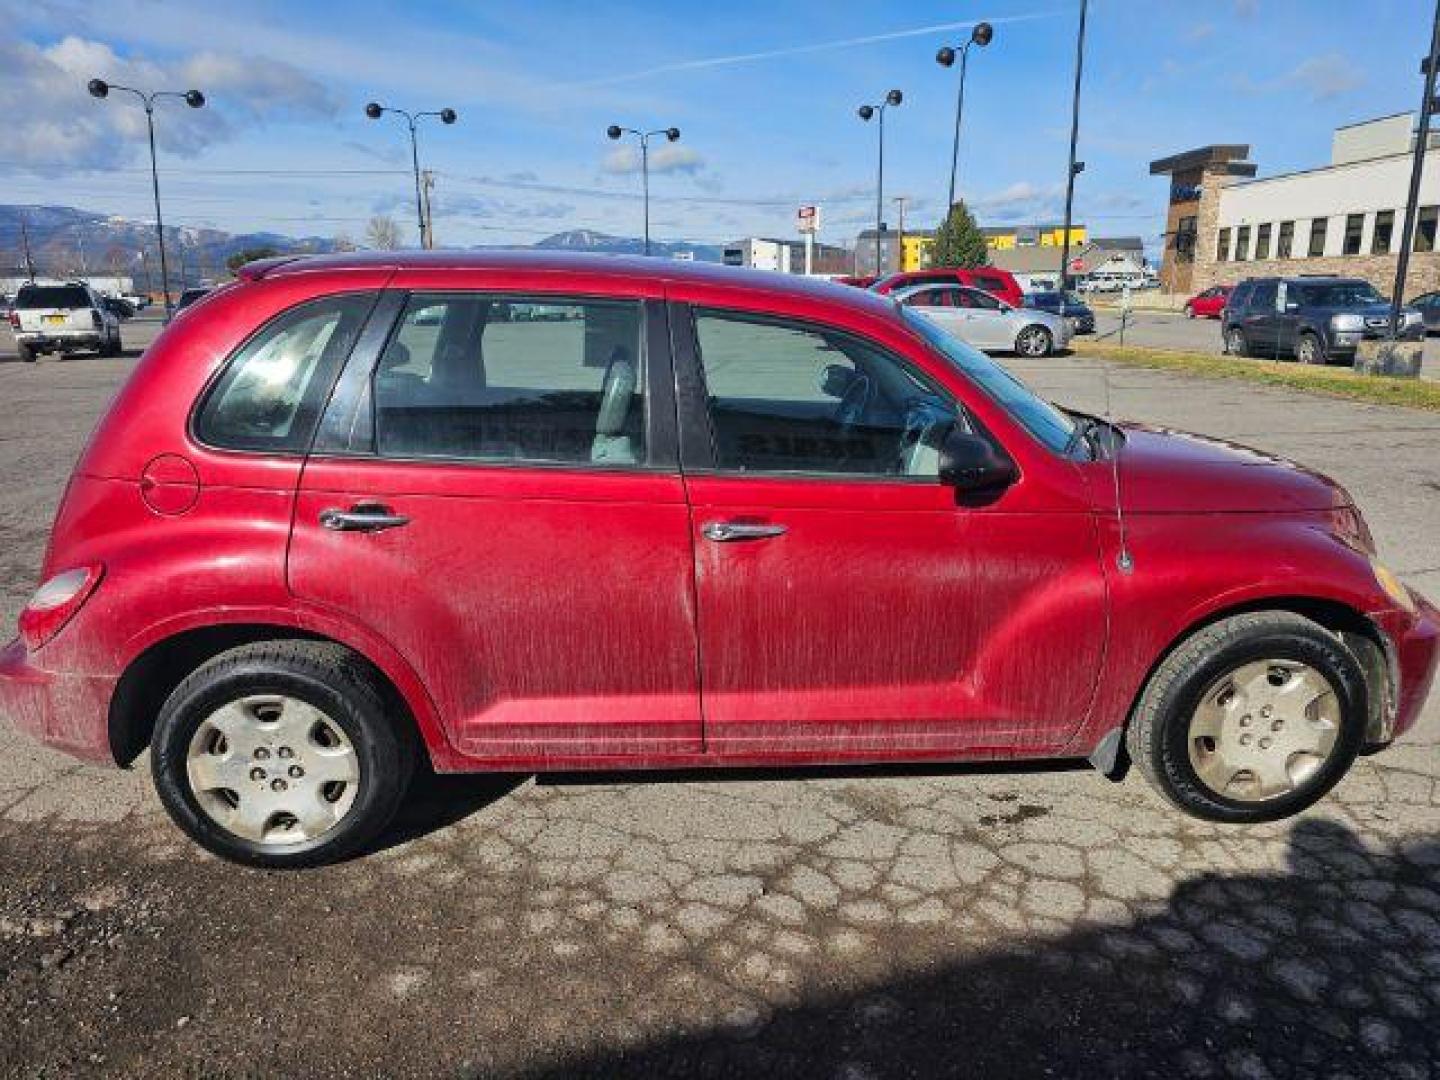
[1300,338,1317,362]
[1018,328,1048,356]
[1187,659,1341,802]
[186,695,360,846]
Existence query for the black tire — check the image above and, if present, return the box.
[16,342,36,363]
[1125,612,1368,823]
[1183,304,1195,319]
[1224,326,1249,357]
[1296,332,1325,365]
[1015,324,1053,357]
[151,640,415,868]
[101,333,122,358]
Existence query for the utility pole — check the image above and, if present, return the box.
[1057,0,1089,292]
[1391,0,1440,339]
[19,215,35,281]
[421,169,436,249]
[893,196,910,270]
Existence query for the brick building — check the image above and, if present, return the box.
[1151,114,1440,298]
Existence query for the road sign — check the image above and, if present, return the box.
[797,205,820,234]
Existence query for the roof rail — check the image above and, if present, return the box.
[234,255,309,282]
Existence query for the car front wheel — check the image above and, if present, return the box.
[1015,325,1054,357]
[1184,303,1195,318]
[1126,612,1367,823]
[151,640,415,868]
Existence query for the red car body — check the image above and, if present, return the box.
[872,268,1025,310]
[1185,285,1232,319]
[1,252,1435,785]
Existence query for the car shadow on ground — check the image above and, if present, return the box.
[362,762,526,857]
[508,817,1440,1078]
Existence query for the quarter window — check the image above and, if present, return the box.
[1343,214,1364,256]
[195,293,375,453]
[372,295,645,466]
[693,310,959,478]
[1308,218,1328,257]
[1373,210,1395,254]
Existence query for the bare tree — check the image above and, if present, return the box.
[365,216,401,251]
[332,232,357,253]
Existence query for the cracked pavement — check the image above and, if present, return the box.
[1,342,1439,1078]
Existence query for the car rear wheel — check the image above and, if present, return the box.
[1224,327,1249,357]
[1015,325,1054,357]
[16,342,36,363]
[1126,612,1367,823]
[151,640,415,868]
[1184,303,1195,319]
[1296,332,1324,365]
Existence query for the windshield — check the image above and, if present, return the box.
[900,305,1077,454]
[16,285,89,309]
[1302,281,1385,306]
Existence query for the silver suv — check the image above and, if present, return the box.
[8,282,122,362]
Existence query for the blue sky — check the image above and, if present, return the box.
[0,0,1432,253]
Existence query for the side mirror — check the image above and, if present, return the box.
[1285,301,1299,312]
[938,429,1018,492]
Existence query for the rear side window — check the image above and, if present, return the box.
[16,285,90,309]
[195,293,375,453]
[372,295,645,466]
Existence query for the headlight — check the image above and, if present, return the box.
[1330,313,1364,332]
[1372,560,1417,613]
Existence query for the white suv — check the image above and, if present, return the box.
[8,282,122,362]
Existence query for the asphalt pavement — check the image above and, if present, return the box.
[1,329,1439,1077]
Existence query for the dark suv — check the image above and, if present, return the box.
[1222,276,1424,365]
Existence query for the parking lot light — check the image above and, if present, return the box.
[365,102,459,249]
[857,90,903,275]
[606,125,681,256]
[935,22,994,211]
[87,77,206,322]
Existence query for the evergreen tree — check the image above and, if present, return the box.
[929,201,990,268]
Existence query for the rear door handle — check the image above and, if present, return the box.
[319,504,410,533]
[702,522,788,543]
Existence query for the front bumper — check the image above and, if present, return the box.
[0,637,117,764]
[1329,326,1424,355]
[1371,596,1440,742]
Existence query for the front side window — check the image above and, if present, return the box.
[1343,214,1364,256]
[1277,221,1294,259]
[1308,218,1329,257]
[693,310,961,478]
[373,295,645,466]
[196,293,374,452]
[1373,210,1395,254]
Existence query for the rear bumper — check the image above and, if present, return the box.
[0,637,116,764]
[1372,596,1440,742]
[15,333,103,352]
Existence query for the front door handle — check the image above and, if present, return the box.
[702,521,788,543]
[319,504,410,533]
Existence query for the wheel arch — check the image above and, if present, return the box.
[108,619,453,769]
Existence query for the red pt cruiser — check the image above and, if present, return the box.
[2,253,1435,867]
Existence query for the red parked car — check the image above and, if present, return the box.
[1184,285,1232,319]
[2,252,1434,867]
[872,267,1025,309]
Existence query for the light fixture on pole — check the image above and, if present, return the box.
[88,78,206,321]
[365,102,458,249]
[858,89,903,275]
[606,125,681,256]
[936,22,993,211]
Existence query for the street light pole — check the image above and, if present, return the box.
[606,125,681,256]
[1057,0,1089,292]
[858,90,903,276]
[365,103,458,249]
[893,195,909,269]
[1390,0,1440,339]
[936,22,994,212]
[88,79,206,321]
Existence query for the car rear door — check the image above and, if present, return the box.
[288,277,702,763]
[669,300,1105,758]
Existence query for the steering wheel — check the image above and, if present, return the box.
[834,373,872,430]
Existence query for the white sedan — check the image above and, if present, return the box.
[891,283,1072,357]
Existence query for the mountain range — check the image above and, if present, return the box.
[0,206,724,288]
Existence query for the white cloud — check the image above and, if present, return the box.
[0,35,337,173]
[601,144,707,176]
[1288,54,1363,101]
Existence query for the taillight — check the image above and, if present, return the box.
[18,565,104,650]
[6,310,17,330]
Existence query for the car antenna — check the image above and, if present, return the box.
[1100,349,1133,574]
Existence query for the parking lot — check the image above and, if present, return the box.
[2,326,1440,1077]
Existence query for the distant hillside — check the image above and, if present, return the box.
[0,207,724,289]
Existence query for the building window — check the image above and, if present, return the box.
[1234,225,1250,262]
[1342,214,1364,256]
[1308,218,1328,257]
[1174,215,1197,262]
[1255,223,1272,261]
[1277,221,1294,259]
[1416,206,1438,253]
[1217,228,1231,262]
[1372,210,1394,255]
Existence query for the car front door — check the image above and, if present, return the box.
[288,285,702,762]
[671,303,1106,757]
